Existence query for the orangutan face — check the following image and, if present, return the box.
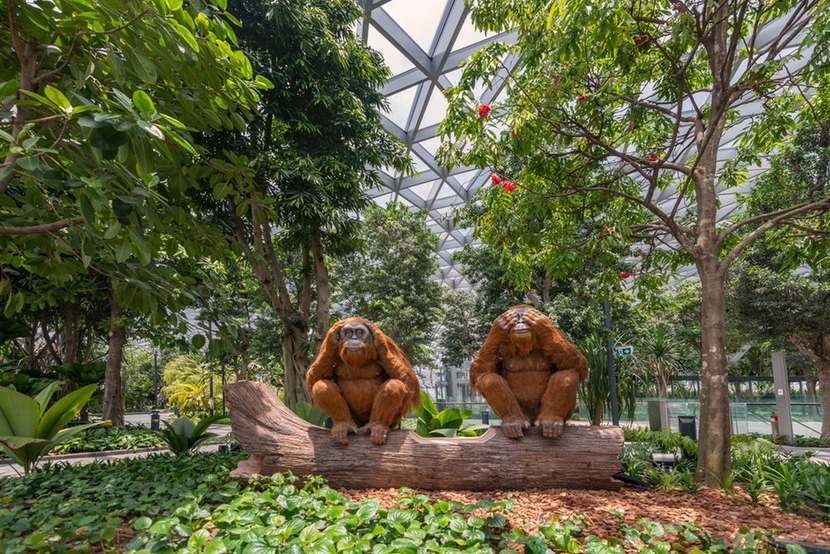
[338,321,375,367]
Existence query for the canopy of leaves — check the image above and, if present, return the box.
[333,203,442,366]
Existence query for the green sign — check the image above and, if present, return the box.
[615,345,634,357]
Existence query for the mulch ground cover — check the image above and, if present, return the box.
[344,485,830,547]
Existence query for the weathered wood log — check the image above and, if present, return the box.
[224,380,624,490]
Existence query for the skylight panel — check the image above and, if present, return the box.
[382,0,449,51]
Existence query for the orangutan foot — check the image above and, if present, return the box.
[501,417,530,439]
[363,423,390,445]
[536,417,564,439]
[331,421,358,445]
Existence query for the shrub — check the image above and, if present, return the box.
[0,382,103,473]
[159,414,225,456]
[412,391,488,438]
[49,424,164,455]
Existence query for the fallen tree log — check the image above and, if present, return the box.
[224,380,624,490]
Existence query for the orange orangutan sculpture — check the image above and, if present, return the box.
[306,318,420,446]
[470,305,588,439]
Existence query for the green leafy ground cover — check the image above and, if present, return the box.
[0,452,791,553]
[621,429,830,521]
[49,425,164,455]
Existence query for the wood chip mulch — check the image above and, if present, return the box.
[342,486,830,547]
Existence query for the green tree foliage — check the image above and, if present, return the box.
[1,0,265,425]
[731,251,830,438]
[333,203,442,367]
[161,354,219,415]
[440,0,830,484]
[197,0,407,406]
[437,289,482,369]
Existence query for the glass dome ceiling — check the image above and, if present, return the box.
[357,0,517,290]
[358,1,810,289]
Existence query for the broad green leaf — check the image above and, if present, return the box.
[165,0,183,10]
[0,386,39,437]
[172,22,200,52]
[0,79,17,97]
[33,381,60,414]
[43,85,71,112]
[104,221,122,239]
[132,90,156,115]
[79,193,95,224]
[3,291,25,317]
[191,334,206,349]
[36,384,98,438]
[0,435,49,450]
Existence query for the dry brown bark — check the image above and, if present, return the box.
[224,380,624,491]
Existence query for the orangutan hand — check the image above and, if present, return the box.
[536,416,564,439]
[330,421,359,445]
[522,309,553,338]
[492,309,518,338]
[501,416,530,439]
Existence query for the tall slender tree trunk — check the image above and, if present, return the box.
[281,323,310,408]
[311,230,330,352]
[655,367,670,430]
[103,288,125,427]
[62,302,81,365]
[237,328,250,380]
[818,360,830,440]
[696,268,730,484]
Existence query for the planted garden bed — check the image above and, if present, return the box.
[1,451,828,553]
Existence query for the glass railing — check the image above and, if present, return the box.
[434,397,824,438]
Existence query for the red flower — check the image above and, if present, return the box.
[576,94,589,104]
[646,153,659,163]
[551,74,562,87]
[619,271,632,280]
[672,1,685,11]
[477,103,491,119]
[634,35,649,47]
[501,180,517,192]
[490,173,502,185]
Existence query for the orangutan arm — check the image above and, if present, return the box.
[305,321,344,392]
[374,329,420,405]
[469,309,514,387]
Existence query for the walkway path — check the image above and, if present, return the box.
[0,443,227,478]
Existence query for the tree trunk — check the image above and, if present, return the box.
[237,327,250,381]
[62,301,81,365]
[281,323,310,408]
[103,288,125,427]
[591,402,604,426]
[225,380,624,490]
[696,270,731,485]
[819,360,830,440]
[656,367,670,429]
[311,230,330,351]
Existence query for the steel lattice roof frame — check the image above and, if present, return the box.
[357,0,517,289]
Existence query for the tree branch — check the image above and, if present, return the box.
[719,197,830,272]
[0,217,83,236]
